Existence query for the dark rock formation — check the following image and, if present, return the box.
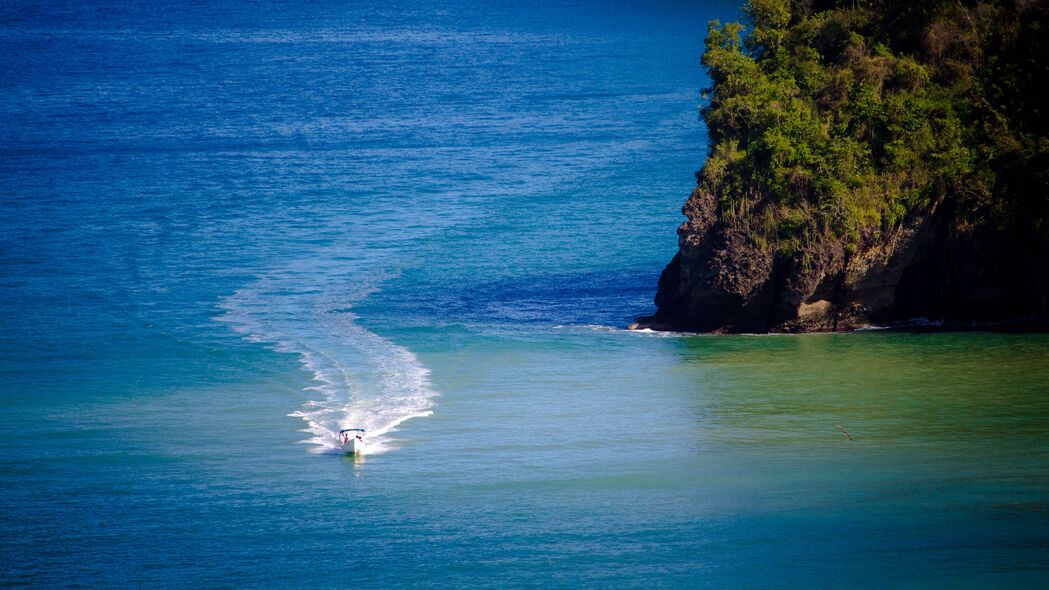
[635,188,1049,333]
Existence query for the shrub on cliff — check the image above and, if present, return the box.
[698,0,1049,255]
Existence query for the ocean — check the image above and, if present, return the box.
[2,0,1049,587]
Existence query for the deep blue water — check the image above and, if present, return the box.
[3,1,1049,588]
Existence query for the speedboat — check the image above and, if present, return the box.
[339,428,366,456]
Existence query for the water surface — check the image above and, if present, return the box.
[2,0,1049,587]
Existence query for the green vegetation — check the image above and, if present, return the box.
[699,0,1049,254]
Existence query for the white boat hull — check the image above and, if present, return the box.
[341,438,365,456]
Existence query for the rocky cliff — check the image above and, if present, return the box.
[637,186,1049,332]
[635,0,1049,333]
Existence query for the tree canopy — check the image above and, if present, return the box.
[699,0,1049,255]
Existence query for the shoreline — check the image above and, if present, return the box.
[628,316,1049,336]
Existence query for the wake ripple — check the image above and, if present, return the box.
[218,279,436,455]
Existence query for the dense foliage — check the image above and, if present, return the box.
[699,0,1049,255]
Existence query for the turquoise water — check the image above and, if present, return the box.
[3,1,1049,587]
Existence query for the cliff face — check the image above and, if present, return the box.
[636,0,1049,333]
[640,188,1048,332]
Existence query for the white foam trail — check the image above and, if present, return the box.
[218,277,437,455]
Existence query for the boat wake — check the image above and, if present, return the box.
[218,276,436,455]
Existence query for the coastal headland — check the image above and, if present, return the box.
[636,0,1049,333]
